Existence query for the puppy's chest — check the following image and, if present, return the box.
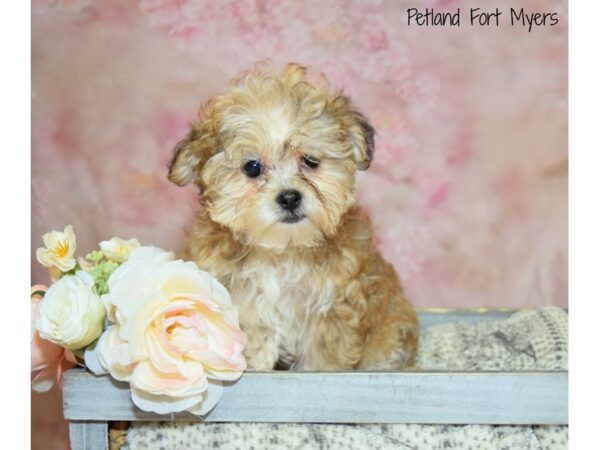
[228,257,335,333]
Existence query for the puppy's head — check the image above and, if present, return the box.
[169,63,374,250]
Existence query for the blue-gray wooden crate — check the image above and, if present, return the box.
[62,309,568,426]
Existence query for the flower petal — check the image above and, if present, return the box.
[186,379,224,416]
[131,360,207,397]
[84,345,108,376]
[96,326,134,381]
[130,386,202,415]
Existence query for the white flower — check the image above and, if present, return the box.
[99,237,141,262]
[36,225,77,272]
[35,271,105,350]
[87,246,246,415]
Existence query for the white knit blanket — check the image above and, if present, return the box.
[123,307,568,450]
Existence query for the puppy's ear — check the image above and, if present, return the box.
[168,113,220,187]
[328,95,375,171]
[168,134,200,186]
[347,110,375,171]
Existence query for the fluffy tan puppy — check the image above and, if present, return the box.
[168,63,418,370]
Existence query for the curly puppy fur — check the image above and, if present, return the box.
[168,63,418,370]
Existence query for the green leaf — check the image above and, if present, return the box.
[89,260,120,295]
[71,348,86,360]
[85,250,104,264]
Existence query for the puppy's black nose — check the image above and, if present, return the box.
[277,189,302,212]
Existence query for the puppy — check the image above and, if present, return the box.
[168,63,418,370]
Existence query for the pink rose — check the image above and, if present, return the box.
[31,285,77,392]
[86,247,247,415]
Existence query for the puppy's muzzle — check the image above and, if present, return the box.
[277,189,302,212]
[277,189,305,223]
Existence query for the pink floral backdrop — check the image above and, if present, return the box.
[32,1,567,448]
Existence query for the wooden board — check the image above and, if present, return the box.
[416,308,520,329]
[63,369,567,425]
[68,421,108,450]
[63,308,569,433]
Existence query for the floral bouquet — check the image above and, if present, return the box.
[31,225,247,415]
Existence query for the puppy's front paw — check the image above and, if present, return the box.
[243,326,279,371]
[244,352,278,371]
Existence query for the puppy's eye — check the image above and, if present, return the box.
[243,160,262,178]
[302,155,320,169]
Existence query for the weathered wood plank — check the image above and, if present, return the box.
[63,369,568,425]
[416,308,519,329]
[68,421,108,450]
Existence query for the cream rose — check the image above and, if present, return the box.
[30,285,78,392]
[35,271,105,350]
[36,224,77,272]
[99,237,141,262]
[87,246,247,415]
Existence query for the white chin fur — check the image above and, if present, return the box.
[250,220,325,250]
